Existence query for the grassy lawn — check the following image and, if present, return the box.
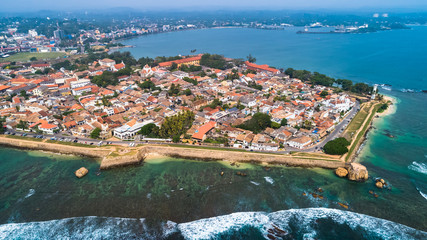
[108,149,138,158]
[343,102,371,140]
[0,52,67,63]
[45,140,97,148]
[4,135,44,142]
[345,103,381,162]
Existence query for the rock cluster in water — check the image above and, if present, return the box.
[75,167,89,178]
[335,163,369,182]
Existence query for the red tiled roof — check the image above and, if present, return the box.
[192,121,216,140]
[245,61,280,74]
[158,54,202,67]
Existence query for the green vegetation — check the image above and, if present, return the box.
[183,77,198,85]
[345,103,382,161]
[200,54,231,70]
[6,135,44,142]
[159,110,195,140]
[45,140,97,148]
[168,83,181,96]
[179,64,202,72]
[237,112,272,133]
[0,117,6,134]
[246,54,256,63]
[280,118,288,126]
[323,137,350,155]
[377,103,389,113]
[285,68,373,95]
[138,80,159,91]
[138,123,160,138]
[90,128,101,139]
[0,52,66,63]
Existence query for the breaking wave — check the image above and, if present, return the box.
[408,161,427,175]
[264,176,274,184]
[2,208,426,240]
[24,189,35,199]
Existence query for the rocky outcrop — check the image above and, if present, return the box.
[335,167,348,178]
[375,178,386,189]
[347,163,369,181]
[75,167,88,178]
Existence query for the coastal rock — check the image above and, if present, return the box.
[347,163,369,181]
[375,181,384,189]
[75,167,88,178]
[335,167,348,178]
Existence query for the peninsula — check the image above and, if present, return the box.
[0,50,393,180]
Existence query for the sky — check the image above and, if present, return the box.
[2,0,427,12]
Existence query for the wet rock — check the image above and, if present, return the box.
[375,181,384,189]
[335,167,348,178]
[347,163,369,181]
[75,167,88,178]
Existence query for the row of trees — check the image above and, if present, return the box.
[285,68,373,95]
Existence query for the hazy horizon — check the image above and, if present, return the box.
[1,0,427,13]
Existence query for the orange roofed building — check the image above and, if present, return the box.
[245,61,280,74]
[192,121,216,141]
[159,54,203,68]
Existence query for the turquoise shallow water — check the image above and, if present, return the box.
[1,26,427,239]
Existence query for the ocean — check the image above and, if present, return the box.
[1,26,427,239]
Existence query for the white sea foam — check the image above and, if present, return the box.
[1,209,426,240]
[418,190,427,201]
[24,189,35,199]
[264,176,274,184]
[250,181,260,186]
[178,212,269,240]
[179,208,427,240]
[408,161,427,175]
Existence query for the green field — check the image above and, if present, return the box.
[0,52,67,63]
[345,103,381,161]
[343,102,371,140]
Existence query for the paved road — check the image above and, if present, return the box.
[304,101,360,151]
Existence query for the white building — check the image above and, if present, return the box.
[113,119,154,140]
[71,79,91,89]
[287,136,312,149]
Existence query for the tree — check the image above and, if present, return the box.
[280,118,288,126]
[336,79,353,91]
[90,128,101,139]
[200,54,230,70]
[320,90,328,98]
[237,112,272,133]
[323,137,350,155]
[138,123,160,138]
[159,110,195,139]
[17,120,29,129]
[184,89,192,96]
[91,71,118,87]
[271,122,281,129]
[30,57,37,61]
[246,54,256,63]
[170,62,178,71]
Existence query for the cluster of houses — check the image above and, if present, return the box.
[0,55,356,151]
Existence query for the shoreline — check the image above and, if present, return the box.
[352,94,398,162]
[0,136,346,170]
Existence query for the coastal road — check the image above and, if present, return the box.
[304,101,360,152]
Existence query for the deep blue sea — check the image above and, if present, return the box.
[1,27,426,239]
